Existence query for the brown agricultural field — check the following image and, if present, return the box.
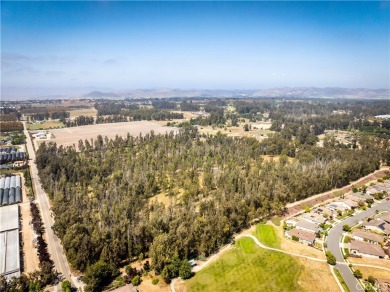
[69,107,98,118]
[34,121,178,149]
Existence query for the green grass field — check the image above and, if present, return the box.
[27,121,64,130]
[271,216,282,226]
[186,237,303,292]
[254,224,281,248]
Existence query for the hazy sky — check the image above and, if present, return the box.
[1,1,389,96]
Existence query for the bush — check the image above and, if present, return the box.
[353,269,363,279]
[83,261,119,291]
[131,275,141,286]
[179,260,192,279]
[367,275,375,285]
[61,280,71,292]
[342,225,351,232]
[326,251,337,265]
[292,235,299,242]
[152,278,159,285]
[161,266,170,284]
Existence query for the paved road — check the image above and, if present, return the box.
[326,200,390,292]
[23,124,78,289]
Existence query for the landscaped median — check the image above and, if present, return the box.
[333,268,351,292]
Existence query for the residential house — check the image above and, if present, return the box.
[349,240,387,259]
[285,228,316,245]
[351,229,385,244]
[327,203,349,212]
[295,220,319,234]
[285,218,299,227]
[300,212,327,225]
[362,220,390,236]
[377,213,390,224]
[329,199,357,211]
[366,185,387,195]
[314,207,333,218]
[376,279,390,292]
[346,192,373,203]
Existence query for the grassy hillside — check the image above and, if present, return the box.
[186,226,303,292]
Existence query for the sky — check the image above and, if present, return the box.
[1,1,389,96]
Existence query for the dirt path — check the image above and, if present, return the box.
[19,172,39,273]
[285,168,389,217]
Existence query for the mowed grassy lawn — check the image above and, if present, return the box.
[186,229,303,292]
[27,121,64,130]
[254,224,280,248]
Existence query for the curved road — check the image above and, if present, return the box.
[327,200,390,292]
[23,123,78,289]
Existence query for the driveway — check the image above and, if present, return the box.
[326,200,390,292]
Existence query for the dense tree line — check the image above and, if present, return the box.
[179,101,200,111]
[95,101,138,115]
[66,115,95,127]
[152,101,177,110]
[51,111,70,120]
[96,115,129,124]
[0,122,23,132]
[29,112,50,121]
[35,127,384,280]
[121,109,184,121]
[0,113,18,122]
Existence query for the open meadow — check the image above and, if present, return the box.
[34,121,179,148]
[184,224,338,292]
[69,107,98,118]
[185,237,303,292]
[27,120,65,130]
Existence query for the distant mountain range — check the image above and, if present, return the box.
[83,87,390,99]
[83,91,119,98]
[2,87,389,100]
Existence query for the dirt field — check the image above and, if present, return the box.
[34,121,179,149]
[349,257,390,271]
[352,265,390,281]
[271,222,326,259]
[69,108,98,118]
[295,258,340,292]
[198,125,272,141]
[18,172,39,273]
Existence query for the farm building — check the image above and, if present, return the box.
[0,148,26,164]
[0,204,20,280]
[0,175,22,206]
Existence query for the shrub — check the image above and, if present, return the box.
[342,225,351,232]
[292,235,299,242]
[367,275,375,285]
[353,269,363,279]
[179,260,192,280]
[131,276,141,286]
[326,251,337,265]
[152,278,159,285]
[61,280,71,292]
